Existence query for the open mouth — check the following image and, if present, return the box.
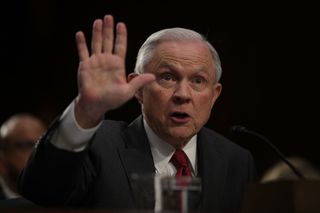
[170,112,190,123]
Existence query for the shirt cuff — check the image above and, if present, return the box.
[51,100,102,152]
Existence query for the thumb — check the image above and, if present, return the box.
[128,73,155,92]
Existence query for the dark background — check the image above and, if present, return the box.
[1,0,319,178]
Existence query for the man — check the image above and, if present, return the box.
[18,15,257,213]
[0,114,46,199]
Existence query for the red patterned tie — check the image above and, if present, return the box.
[170,149,192,177]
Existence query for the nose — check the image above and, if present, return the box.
[172,80,191,104]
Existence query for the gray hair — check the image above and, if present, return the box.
[134,27,222,82]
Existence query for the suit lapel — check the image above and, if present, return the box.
[197,129,228,210]
[118,115,155,209]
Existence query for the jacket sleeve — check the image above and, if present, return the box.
[17,118,97,207]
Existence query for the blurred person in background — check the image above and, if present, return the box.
[0,113,46,199]
[261,156,320,182]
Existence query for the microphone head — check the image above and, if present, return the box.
[229,125,248,134]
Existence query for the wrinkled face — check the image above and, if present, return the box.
[135,41,222,148]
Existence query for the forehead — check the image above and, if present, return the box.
[149,40,215,73]
[1,118,45,142]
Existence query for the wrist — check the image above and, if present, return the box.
[74,96,105,129]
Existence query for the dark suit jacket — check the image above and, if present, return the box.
[18,115,256,213]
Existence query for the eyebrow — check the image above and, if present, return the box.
[156,62,175,70]
[156,62,208,75]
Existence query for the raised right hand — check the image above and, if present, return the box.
[73,15,155,128]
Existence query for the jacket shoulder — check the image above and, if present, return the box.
[199,127,252,156]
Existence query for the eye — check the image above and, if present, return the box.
[192,76,206,84]
[159,72,175,81]
[157,72,177,88]
[191,76,208,91]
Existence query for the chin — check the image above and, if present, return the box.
[168,128,195,142]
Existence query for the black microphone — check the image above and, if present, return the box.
[230,125,304,179]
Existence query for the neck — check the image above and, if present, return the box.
[165,138,190,149]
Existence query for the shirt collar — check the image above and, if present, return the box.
[143,118,197,175]
[0,177,20,199]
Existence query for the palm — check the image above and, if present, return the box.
[74,15,154,127]
[78,52,130,110]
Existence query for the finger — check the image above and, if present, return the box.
[91,19,103,54]
[102,15,114,53]
[114,22,127,59]
[75,31,89,61]
[128,73,155,93]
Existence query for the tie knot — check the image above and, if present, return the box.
[171,149,189,166]
[170,149,191,177]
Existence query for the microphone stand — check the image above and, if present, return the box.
[231,125,305,179]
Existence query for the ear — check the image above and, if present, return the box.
[210,83,222,109]
[127,73,143,104]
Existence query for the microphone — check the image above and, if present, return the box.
[230,125,304,179]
